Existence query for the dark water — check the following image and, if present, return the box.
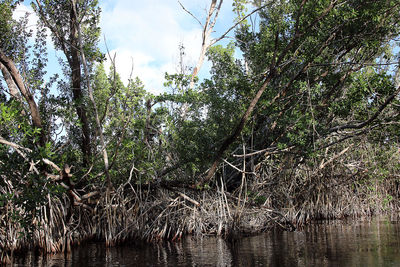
[13,218,400,266]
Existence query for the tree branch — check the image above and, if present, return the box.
[177,0,203,27]
[0,49,45,146]
[211,2,271,45]
[329,84,400,133]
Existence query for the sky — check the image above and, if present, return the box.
[16,0,237,95]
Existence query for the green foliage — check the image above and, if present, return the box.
[331,70,396,120]
[0,0,23,50]
[1,0,400,242]
[149,0,400,185]
[0,102,40,145]
[0,0,14,47]
[31,0,103,62]
[156,42,253,175]
[230,0,400,158]
[232,0,249,23]
[89,62,167,184]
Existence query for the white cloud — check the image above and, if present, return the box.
[13,3,62,82]
[13,3,38,28]
[104,49,174,95]
[100,0,235,95]
[13,0,236,95]
[13,3,53,44]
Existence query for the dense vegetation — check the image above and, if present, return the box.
[1,0,400,262]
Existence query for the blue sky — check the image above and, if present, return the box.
[16,0,238,95]
[11,1,400,95]
[99,0,237,94]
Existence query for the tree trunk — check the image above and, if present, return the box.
[0,49,46,147]
[71,0,112,190]
[0,62,23,103]
[188,0,221,90]
[70,4,91,166]
[198,73,275,186]
[197,0,340,186]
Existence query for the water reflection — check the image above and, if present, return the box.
[12,219,400,266]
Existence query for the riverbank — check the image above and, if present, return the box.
[1,166,399,264]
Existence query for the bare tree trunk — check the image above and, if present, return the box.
[182,0,272,90]
[181,0,222,90]
[0,49,46,147]
[34,0,92,166]
[178,0,223,121]
[395,64,400,88]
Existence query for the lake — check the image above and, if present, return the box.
[12,217,400,266]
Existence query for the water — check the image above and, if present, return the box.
[12,218,400,266]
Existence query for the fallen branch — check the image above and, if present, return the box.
[177,192,200,207]
[319,144,353,170]
[42,158,61,172]
[223,159,256,175]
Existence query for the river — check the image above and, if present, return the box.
[12,217,400,266]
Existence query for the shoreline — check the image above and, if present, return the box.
[2,176,399,264]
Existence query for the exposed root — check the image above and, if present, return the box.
[1,141,399,263]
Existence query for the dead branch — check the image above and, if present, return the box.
[177,0,203,27]
[319,144,353,170]
[177,192,200,207]
[0,136,32,159]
